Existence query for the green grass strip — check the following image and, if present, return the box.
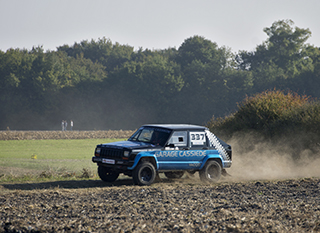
[0,138,122,181]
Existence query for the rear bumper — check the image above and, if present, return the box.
[223,160,232,168]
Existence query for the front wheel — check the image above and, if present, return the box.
[199,160,221,183]
[133,161,156,186]
[98,166,119,182]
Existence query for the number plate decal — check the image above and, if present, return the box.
[190,132,206,145]
[102,159,115,164]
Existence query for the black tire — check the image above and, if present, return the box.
[199,160,221,183]
[164,171,185,179]
[133,161,156,186]
[98,166,119,182]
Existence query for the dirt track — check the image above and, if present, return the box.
[1,177,320,232]
[1,131,320,232]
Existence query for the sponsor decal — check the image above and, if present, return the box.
[156,150,206,158]
[189,163,201,167]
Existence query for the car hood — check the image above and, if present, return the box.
[99,140,157,150]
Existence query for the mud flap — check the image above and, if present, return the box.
[222,169,231,177]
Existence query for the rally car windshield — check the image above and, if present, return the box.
[128,127,172,147]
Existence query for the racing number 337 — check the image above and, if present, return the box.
[190,132,206,145]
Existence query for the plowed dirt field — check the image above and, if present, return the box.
[1,177,320,232]
[1,131,320,232]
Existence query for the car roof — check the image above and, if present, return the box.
[142,124,208,131]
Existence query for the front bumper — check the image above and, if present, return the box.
[92,156,134,168]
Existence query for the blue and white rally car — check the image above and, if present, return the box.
[92,124,232,185]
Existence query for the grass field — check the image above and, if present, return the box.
[0,138,122,181]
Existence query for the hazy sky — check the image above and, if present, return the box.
[1,0,319,53]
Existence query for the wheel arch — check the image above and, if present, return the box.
[139,157,157,169]
[128,153,158,170]
[199,159,222,183]
[199,155,223,170]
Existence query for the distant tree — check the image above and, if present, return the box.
[173,36,247,122]
[0,48,34,127]
[175,36,220,70]
[58,37,134,73]
[285,46,320,98]
[109,53,184,122]
[237,20,314,90]
[264,19,311,70]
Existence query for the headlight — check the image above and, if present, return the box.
[123,151,130,157]
[95,148,101,156]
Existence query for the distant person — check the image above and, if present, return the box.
[65,121,68,131]
[70,120,73,131]
[61,120,64,131]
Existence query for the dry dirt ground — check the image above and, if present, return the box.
[1,177,320,233]
[1,131,320,232]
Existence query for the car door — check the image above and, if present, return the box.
[156,130,188,170]
[156,130,207,170]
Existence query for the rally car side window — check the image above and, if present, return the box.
[167,131,187,147]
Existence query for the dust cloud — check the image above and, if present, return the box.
[225,132,320,181]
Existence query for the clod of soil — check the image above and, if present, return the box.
[1,178,320,232]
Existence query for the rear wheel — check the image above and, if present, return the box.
[199,160,221,183]
[133,161,156,186]
[98,166,119,182]
[164,171,185,179]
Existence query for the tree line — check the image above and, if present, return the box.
[0,19,319,130]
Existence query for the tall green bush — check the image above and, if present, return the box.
[207,89,319,138]
[207,89,320,158]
